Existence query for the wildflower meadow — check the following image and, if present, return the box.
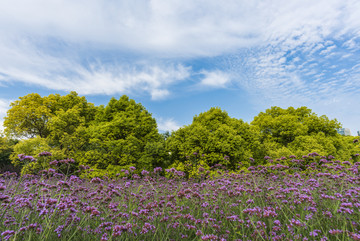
[1,152,360,240]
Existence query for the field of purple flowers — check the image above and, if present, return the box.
[1,154,360,240]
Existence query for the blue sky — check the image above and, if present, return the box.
[0,0,360,135]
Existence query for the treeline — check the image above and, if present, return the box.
[0,92,359,177]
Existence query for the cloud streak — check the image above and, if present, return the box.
[0,36,191,100]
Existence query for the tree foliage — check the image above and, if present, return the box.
[74,96,165,177]
[3,91,358,177]
[252,106,341,146]
[4,93,52,138]
[3,91,97,140]
[166,107,263,176]
[251,106,351,159]
[0,135,17,171]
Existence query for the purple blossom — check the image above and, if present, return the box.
[309,229,321,237]
[141,170,150,176]
[18,154,35,162]
[153,167,162,173]
[38,151,52,157]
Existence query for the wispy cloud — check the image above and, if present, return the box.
[200,70,230,88]
[0,36,191,99]
[0,99,11,132]
[156,118,180,132]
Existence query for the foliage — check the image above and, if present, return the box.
[9,137,66,175]
[166,107,263,177]
[3,91,358,177]
[0,135,18,172]
[251,106,341,146]
[251,106,349,160]
[4,93,52,138]
[74,96,166,177]
[3,92,97,141]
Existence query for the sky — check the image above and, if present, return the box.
[0,0,360,135]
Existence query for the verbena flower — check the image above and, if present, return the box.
[38,151,52,157]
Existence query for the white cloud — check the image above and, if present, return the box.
[157,118,180,132]
[0,99,11,132]
[0,0,266,58]
[0,36,191,97]
[200,70,230,88]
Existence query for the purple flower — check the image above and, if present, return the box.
[90,177,102,183]
[100,233,108,241]
[141,170,149,176]
[54,225,64,238]
[153,167,162,173]
[49,160,58,166]
[274,220,281,226]
[309,152,319,157]
[18,154,35,162]
[329,229,343,235]
[1,230,15,238]
[38,151,52,157]
[196,230,203,236]
[309,230,321,237]
[129,166,136,172]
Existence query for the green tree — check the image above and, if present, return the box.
[252,106,341,146]
[251,106,346,159]
[4,91,97,141]
[75,96,165,177]
[4,93,52,138]
[166,107,263,176]
[0,134,18,171]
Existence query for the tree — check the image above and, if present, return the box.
[74,96,165,177]
[251,106,341,146]
[4,91,97,140]
[251,106,347,159]
[4,93,52,138]
[0,134,18,172]
[166,107,263,176]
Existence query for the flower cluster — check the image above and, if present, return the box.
[1,154,360,240]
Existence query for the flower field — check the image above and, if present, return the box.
[1,155,360,240]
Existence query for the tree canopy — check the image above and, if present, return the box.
[251,106,353,159]
[166,107,263,176]
[74,96,165,176]
[3,91,97,140]
[2,93,359,177]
